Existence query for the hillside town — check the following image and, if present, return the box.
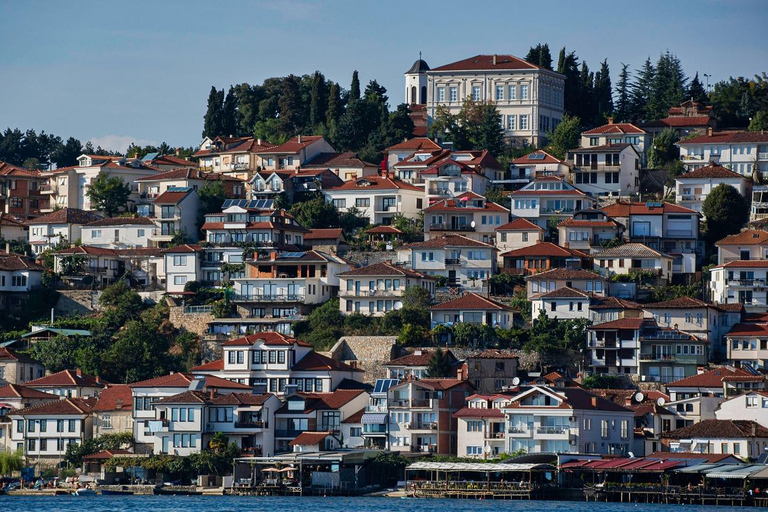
[1,48,768,502]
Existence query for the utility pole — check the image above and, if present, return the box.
[703,73,712,93]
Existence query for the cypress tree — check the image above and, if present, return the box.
[278,74,302,135]
[326,82,342,123]
[221,86,240,137]
[309,71,328,128]
[614,64,631,122]
[630,57,655,122]
[350,70,361,101]
[687,72,708,104]
[595,60,613,123]
[202,86,224,138]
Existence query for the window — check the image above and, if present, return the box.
[507,115,516,131]
[449,87,458,102]
[496,85,504,100]
[332,199,346,209]
[101,414,112,429]
[472,86,481,101]
[519,115,528,130]
[437,87,445,102]
[173,276,187,286]
[355,198,370,207]
[137,229,145,237]
[68,419,76,432]
[520,84,529,99]
[173,255,187,266]
[11,275,27,287]
[91,229,102,239]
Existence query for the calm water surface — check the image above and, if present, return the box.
[0,496,752,512]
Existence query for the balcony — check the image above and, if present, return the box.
[506,427,529,436]
[727,278,767,288]
[574,164,621,171]
[274,429,304,438]
[427,188,452,196]
[375,204,399,213]
[430,223,475,232]
[40,184,55,194]
[412,422,438,431]
[485,431,505,440]
[340,289,401,298]
[410,398,433,408]
[444,258,461,265]
[759,152,768,161]
[232,293,305,302]
[235,420,266,429]
[639,353,675,362]
[678,194,704,202]
[230,162,250,170]
[536,426,569,435]
[365,404,387,413]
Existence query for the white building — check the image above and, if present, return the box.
[508,178,595,229]
[323,175,424,225]
[430,292,514,330]
[424,192,509,244]
[454,394,510,458]
[662,419,768,458]
[580,121,650,165]
[163,244,202,293]
[677,130,768,175]
[27,207,103,255]
[151,187,200,246]
[509,150,569,184]
[594,243,674,284]
[385,137,442,173]
[570,143,640,198]
[715,391,768,425]
[81,217,155,249]
[494,218,544,265]
[338,262,434,317]
[715,229,768,265]
[410,54,565,145]
[194,136,277,180]
[710,260,768,313]
[423,159,488,204]
[675,162,749,215]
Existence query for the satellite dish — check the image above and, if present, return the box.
[512,377,521,386]
[657,397,666,406]
[470,220,476,228]
[634,392,644,403]
[628,452,635,459]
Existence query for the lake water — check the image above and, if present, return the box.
[0,496,752,512]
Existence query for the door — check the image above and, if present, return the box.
[448,270,457,285]
[262,283,276,300]
[287,283,298,300]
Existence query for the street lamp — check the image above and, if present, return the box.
[703,73,712,92]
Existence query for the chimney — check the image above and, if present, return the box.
[257,138,262,146]
[4,242,9,254]
[175,148,180,157]
[95,376,100,384]
[608,117,614,125]
[115,398,123,410]
[707,127,713,136]
[298,135,303,144]
[493,54,497,66]
[76,368,82,377]
[209,388,215,400]
[591,396,597,408]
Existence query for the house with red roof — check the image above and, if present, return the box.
[0,160,49,219]
[383,348,458,380]
[508,177,596,230]
[399,234,496,291]
[304,227,347,254]
[194,136,277,180]
[454,393,513,458]
[338,261,434,317]
[422,54,565,146]
[557,209,624,253]
[25,369,106,398]
[570,143,641,198]
[666,366,765,402]
[136,168,245,210]
[385,137,441,171]
[715,229,768,265]
[26,207,103,255]
[140,152,197,172]
[494,217,543,263]
[430,292,514,330]
[253,135,335,173]
[675,162,749,214]
[0,213,28,243]
[322,175,424,225]
[422,159,489,204]
[0,251,45,310]
[250,167,344,202]
[661,419,768,457]
[300,151,379,181]
[151,187,200,247]
[677,130,768,174]
[715,390,768,428]
[500,241,592,276]
[525,268,608,299]
[92,384,133,438]
[642,100,717,138]
[593,243,675,283]
[581,120,650,165]
[710,260,768,313]
[726,320,768,370]
[387,377,475,454]
[0,347,45,385]
[502,385,634,455]
[0,384,57,411]
[509,150,569,184]
[424,192,509,244]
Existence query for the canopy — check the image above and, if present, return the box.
[407,462,555,472]
[706,464,768,480]
[361,413,387,424]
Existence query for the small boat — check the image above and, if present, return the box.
[101,489,134,496]
[74,488,97,496]
[152,487,202,496]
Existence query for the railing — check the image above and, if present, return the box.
[444,258,460,265]
[485,431,505,439]
[184,305,213,314]
[536,426,569,435]
[727,278,767,287]
[639,353,675,362]
[363,424,387,433]
[540,207,575,214]
[232,293,305,302]
[427,188,451,196]
[678,194,704,202]
[410,398,433,408]
[230,163,250,170]
[507,427,528,434]
[40,184,55,193]
[429,224,474,231]
[666,229,694,237]
[759,152,768,160]
[235,420,265,429]
[339,289,401,297]
[411,444,435,453]
[274,429,304,438]
[575,164,621,171]
[365,404,387,413]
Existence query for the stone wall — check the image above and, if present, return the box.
[342,250,397,268]
[168,305,214,337]
[54,290,102,317]
[327,336,401,383]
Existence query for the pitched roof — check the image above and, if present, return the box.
[291,351,362,372]
[677,163,746,180]
[254,135,325,154]
[726,323,768,337]
[157,390,210,404]
[0,253,44,271]
[386,137,441,152]
[667,366,755,388]
[558,218,621,228]
[386,349,456,367]
[289,431,333,446]
[92,385,133,412]
[301,151,375,169]
[338,261,430,278]
[532,286,590,299]
[453,406,505,419]
[424,194,509,214]
[716,260,768,268]
[0,160,43,178]
[589,296,643,310]
[590,318,648,330]
[582,122,645,135]
[83,449,133,460]
[154,189,192,204]
[86,216,155,227]
[524,268,604,281]
[662,419,768,439]
[208,392,274,406]
[25,369,104,388]
[342,407,365,424]
[716,229,768,246]
[326,176,423,192]
[304,228,344,241]
[26,208,103,225]
[406,234,494,249]
[507,387,630,412]
[593,243,670,259]
[601,201,698,217]
[678,131,768,145]
[501,242,589,258]
[161,244,202,254]
[135,168,242,182]
[367,225,403,234]
[432,54,545,72]
[512,150,563,165]
[0,347,39,364]
[430,293,512,311]
[189,359,224,372]
[497,218,544,232]
[573,142,633,153]
[223,332,305,347]
[0,384,56,400]
[643,297,710,309]
[128,372,249,389]
[12,397,94,416]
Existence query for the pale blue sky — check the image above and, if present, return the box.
[1,0,766,152]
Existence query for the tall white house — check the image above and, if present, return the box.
[408,54,565,146]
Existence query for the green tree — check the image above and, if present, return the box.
[647,51,687,121]
[278,74,303,136]
[86,173,131,216]
[614,64,631,122]
[687,72,708,104]
[749,111,768,132]
[647,128,680,168]
[425,349,453,378]
[309,71,328,127]
[336,98,368,151]
[594,59,613,122]
[525,43,553,70]
[221,86,240,137]
[292,298,344,350]
[0,450,23,476]
[702,183,749,249]
[629,57,655,122]
[398,323,428,346]
[289,193,341,229]
[203,86,225,138]
[557,48,582,118]
[350,70,361,101]
[546,114,581,159]
[51,136,83,168]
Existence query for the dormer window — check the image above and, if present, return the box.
[78,156,90,167]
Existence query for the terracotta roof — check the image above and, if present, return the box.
[525,268,604,281]
[589,296,643,310]
[558,218,620,228]
[415,378,473,391]
[406,234,494,249]
[507,387,629,412]
[667,366,755,388]
[301,152,375,169]
[582,122,645,135]
[342,408,365,424]
[338,261,430,278]
[254,135,324,154]
[25,369,104,388]
[678,131,768,145]
[662,419,768,439]
[386,137,441,152]
[56,245,118,256]
[279,389,367,415]
[497,218,544,232]
[432,54,545,72]
[594,243,669,259]
[190,359,224,372]
[367,226,403,234]
[304,228,344,241]
[424,195,509,214]
[648,116,712,128]
[590,318,648,330]
[26,208,103,225]
[289,431,333,446]
[0,384,56,400]
[0,214,27,228]
[716,260,768,269]
[430,293,512,311]
[136,168,243,182]
[161,244,202,254]
[0,253,44,271]
[716,303,745,313]
[532,286,590,299]
[291,351,362,372]
[386,349,455,367]
[12,397,95,416]
[501,242,589,258]
[453,406,505,419]
[326,176,423,192]
[726,323,768,337]
[0,160,43,178]
[208,392,274,406]
[716,230,768,246]
[128,372,249,390]
[0,347,39,364]
[509,187,587,197]
[573,142,634,153]
[157,390,210,404]
[148,154,197,167]
[643,297,710,309]
[92,385,133,412]
[83,449,133,460]
[154,189,192,204]
[601,201,697,217]
[223,332,305,347]
[512,150,563,165]
[677,163,746,180]
[86,216,155,227]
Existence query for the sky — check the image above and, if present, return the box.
[1,0,767,153]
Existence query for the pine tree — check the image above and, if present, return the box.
[557,48,581,118]
[350,70,361,101]
[594,60,613,123]
[648,51,687,121]
[278,74,302,135]
[326,82,342,123]
[426,349,452,378]
[579,62,595,124]
[525,43,552,70]
[687,72,708,104]
[630,57,655,122]
[221,86,240,137]
[202,86,224,138]
[309,71,328,128]
[614,64,631,122]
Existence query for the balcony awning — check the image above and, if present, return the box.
[362,413,386,424]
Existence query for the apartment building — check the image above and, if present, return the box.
[136,168,245,212]
[508,177,595,229]
[710,260,768,313]
[250,168,343,202]
[80,217,155,249]
[399,234,496,291]
[323,175,424,225]
[455,394,510,458]
[0,214,27,242]
[508,150,569,185]
[0,161,48,219]
[430,293,514,329]
[580,121,650,164]
[501,241,592,276]
[503,386,634,455]
[727,321,768,370]
[254,136,335,172]
[661,419,768,457]
[715,391,768,424]
[557,209,624,253]
[530,287,592,321]
[570,143,641,197]
[338,262,434,317]
[465,350,519,395]
[27,207,103,255]
[387,378,474,455]
[150,187,200,246]
[424,192,509,244]
[494,218,543,264]
[716,229,768,265]
[525,268,608,299]
[422,159,489,204]
[594,243,674,284]
[194,136,277,180]
[360,378,399,450]
[677,131,768,175]
[414,54,565,145]
[675,163,748,215]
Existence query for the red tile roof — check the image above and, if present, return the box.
[386,349,456,367]
[208,392,274,406]
[716,229,768,246]
[524,268,603,281]
[432,54,543,72]
[424,194,509,213]
[0,161,43,178]
[26,208,103,225]
[558,218,620,228]
[590,318,648,330]
[512,150,563,165]
[497,218,544,232]
[25,369,105,388]
[716,260,768,268]
[157,390,210,404]
[726,323,768,337]
[678,163,746,180]
[667,366,755,388]
[678,131,768,145]
[301,152,376,169]
[223,332,304,347]
[86,216,155,226]
[291,351,362,372]
[342,407,365,424]
[0,384,56,400]
[154,189,192,204]
[92,385,132,412]
[652,116,712,127]
[189,359,224,372]
[501,241,590,258]
[289,431,333,446]
[601,201,698,217]
[453,406,504,419]
[0,253,44,271]
[531,286,590,299]
[128,372,249,390]
[255,135,324,154]
[662,419,768,439]
[643,297,710,309]
[161,244,202,254]
[430,292,512,311]
[367,225,403,234]
[407,234,494,249]
[12,397,95,416]
[326,176,423,192]
[386,137,441,152]
[304,228,344,240]
[338,261,430,278]
[0,347,39,364]
[83,449,133,460]
[582,122,645,135]
[136,168,243,182]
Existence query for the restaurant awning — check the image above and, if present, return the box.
[706,464,767,480]
[406,462,555,472]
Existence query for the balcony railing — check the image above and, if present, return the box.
[507,427,528,434]
[536,426,569,435]
[444,258,460,265]
[427,188,451,196]
[727,278,767,287]
[340,289,401,297]
[759,152,768,161]
[639,354,674,362]
[274,429,304,438]
[485,431,505,439]
[430,224,474,232]
[365,404,387,413]
[232,293,305,302]
[235,420,265,429]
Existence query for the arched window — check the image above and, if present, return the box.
[420,85,427,104]
[411,86,416,104]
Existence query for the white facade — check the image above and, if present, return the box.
[81,219,154,249]
[715,391,768,424]
[570,144,640,198]
[710,261,768,313]
[678,132,768,175]
[508,178,594,229]
[399,235,496,291]
[675,168,748,214]
[163,245,201,293]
